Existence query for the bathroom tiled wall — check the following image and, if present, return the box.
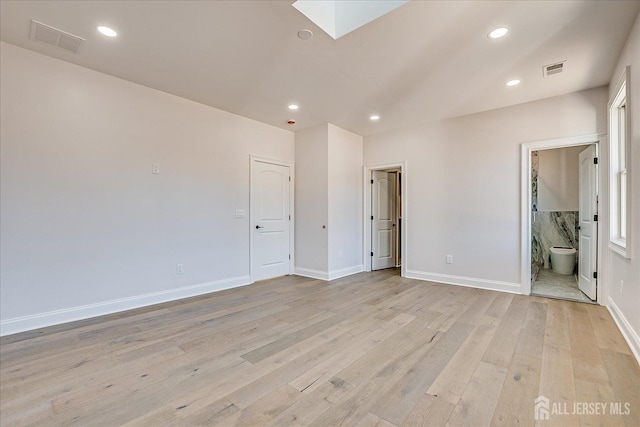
[532,211,579,277]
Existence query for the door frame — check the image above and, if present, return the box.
[520,134,605,302]
[250,155,295,283]
[364,161,407,277]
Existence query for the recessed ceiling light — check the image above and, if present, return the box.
[288,104,299,110]
[506,79,521,87]
[97,26,117,37]
[488,27,509,39]
[370,115,380,121]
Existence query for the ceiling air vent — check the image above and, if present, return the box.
[543,61,565,77]
[29,20,85,54]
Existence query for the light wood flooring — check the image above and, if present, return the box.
[1,269,638,426]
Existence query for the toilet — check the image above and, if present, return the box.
[549,246,576,275]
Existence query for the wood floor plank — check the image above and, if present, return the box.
[426,315,500,404]
[266,377,355,426]
[240,312,349,363]
[537,344,579,426]
[514,301,548,359]
[307,327,445,425]
[1,269,637,427]
[481,295,530,367]
[586,305,632,355]
[38,351,247,425]
[128,303,389,424]
[401,393,456,427]
[446,361,507,427]
[599,349,640,427]
[289,313,415,394]
[357,412,398,427]
[192,384,304,426]
[490,354,542,426]
[537,299,578,426]
[573,378,626,427]
[542,299,572,351]
[567,302,610,385]
[434,291,482,333]
[370,322,474,425]
[455,290,498,326]
[483,291,515,319]
[218,311,396,411]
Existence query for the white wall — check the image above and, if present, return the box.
[0,42,294,335]
[328,124,363,276]
[294,123,363,280]
[294,124,329,274]
[364,87,608,293]
[537,146,583,212]
[606,12,640,361]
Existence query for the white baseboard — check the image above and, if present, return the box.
[294,265,363,281]
[607,296,640,365]
[294,267,329,280]
[0,276,252,337]
[328,265,364,280]
[404,270,522,294]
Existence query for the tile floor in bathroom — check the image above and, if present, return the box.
[531,267,594,303]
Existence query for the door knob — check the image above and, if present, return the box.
[256,225,264,229]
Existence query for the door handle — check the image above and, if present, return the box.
[256,225,264,229]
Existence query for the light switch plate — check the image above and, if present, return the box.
[152,163,160,174]
[235,209,246,218]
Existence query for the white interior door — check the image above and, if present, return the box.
[578,145,597,300]
[252,160,290,281]
[372,171,397,270]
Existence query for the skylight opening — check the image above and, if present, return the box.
[292,0,409,40]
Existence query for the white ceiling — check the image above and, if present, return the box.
[1,1,639,136]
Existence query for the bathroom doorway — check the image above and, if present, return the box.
[521,135,603,303]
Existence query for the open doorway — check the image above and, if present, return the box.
[371,169,401,270]
[521,135,604,303]
[364,162,407,276]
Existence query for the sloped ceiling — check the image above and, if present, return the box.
[1,1,639,136]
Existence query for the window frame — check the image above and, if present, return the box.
[608,66,631,258]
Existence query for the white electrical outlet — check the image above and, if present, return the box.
[446,255,453,264]
[152,163,160,174]
[177,264,184,275]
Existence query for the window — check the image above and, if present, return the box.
[609,66,631,258]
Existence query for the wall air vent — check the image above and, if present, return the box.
[29,20,85,54]
[543,61,566,77]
